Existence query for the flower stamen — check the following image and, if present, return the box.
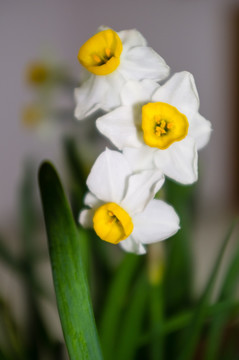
[105,47,111,58]
[155,119,168,137]
[92,54,102,64]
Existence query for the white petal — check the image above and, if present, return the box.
[86,148,131,203]
[120,46,169,82]
[74,73,123,120]
[132,199,180,244]
[74,76,106,120]
[84,192,103,209]
[120,80,159,106]
[123,146,156,171]
[96,106,143,150]
[105,71,125,96]
[119,235,146,255]
[188,112,212,150]
[154,137,198,184]
[139,80,161,100]
[118,29,147,53]
[121,170,164,215]
[152,71,199,118]
[79,209,94,228]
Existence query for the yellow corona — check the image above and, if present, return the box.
[93,202,133,244]
[142,102,189,150]
[78,29,123,76]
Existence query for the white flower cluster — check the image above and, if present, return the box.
[75,26,212,254]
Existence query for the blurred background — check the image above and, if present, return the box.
[0,0,239,358]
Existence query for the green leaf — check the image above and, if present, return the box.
[63,137,88,190]
[115,272,148,360]
[149,283,164,360]
[218,235,239,301]
[0,235,20,271]
[62,136,88,218]
[178,219,237,360]
[0,297,26,359]
[138,299,239,347]
[204,233,239,360]
[99,253,141,360]
[164,179,195,311]
[18,161,37,252]
[0,348,11,360]
[39,161,102,360]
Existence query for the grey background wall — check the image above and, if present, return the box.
[1,0,238,227]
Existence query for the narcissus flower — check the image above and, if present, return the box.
[79,149,179,254]
[96,72,212,185]
[74,27,169,120]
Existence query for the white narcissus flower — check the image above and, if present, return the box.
[74,27,170,120]
[79,148,180,255]
[96,72,212,185]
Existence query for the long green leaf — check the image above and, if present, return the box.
[39,161,102,360]
[218,234,239,301]
[99,253,141,360]
[115,272,148,360]
[0,235,20,271]
[0,348,11,360]
[149,283,164,360]
[205,233,239,360]
[62,136,88,219]
[138,299,239,346]
[164,179,195,312]
[178,220,237,360]
[19,161,37,252]
[63,136,88,192]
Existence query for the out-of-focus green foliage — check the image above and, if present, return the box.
[99,254,142,360]
[178,220,237,360]
[163,179,195,313]
[38,155,239,360]
[1,58,239,359]
[1,144,239,360]
[0,162,66,359]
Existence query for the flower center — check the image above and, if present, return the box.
[93,202,133,244]
[78,29,123,76]
[142,102,189,150]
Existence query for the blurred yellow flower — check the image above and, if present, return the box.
[22,105,43,127]
[26,62,50,86]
